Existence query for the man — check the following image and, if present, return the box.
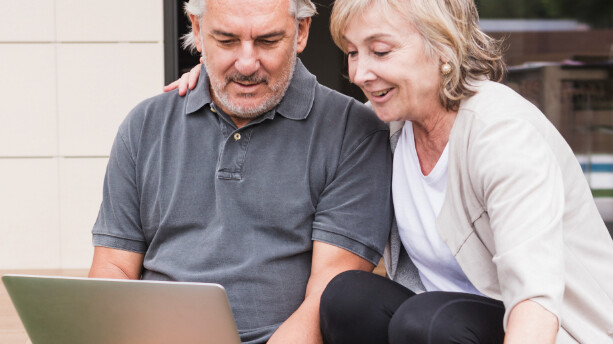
[89,0,393,343]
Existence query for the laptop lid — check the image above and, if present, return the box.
[2,274,241,344]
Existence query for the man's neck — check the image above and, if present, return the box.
[230,116,251,129]
[210,101,260,129]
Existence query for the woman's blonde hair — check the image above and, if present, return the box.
[330,0,505,111]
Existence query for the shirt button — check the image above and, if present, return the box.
[234,133,241,141]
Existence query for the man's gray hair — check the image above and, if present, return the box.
[182,0,317,53]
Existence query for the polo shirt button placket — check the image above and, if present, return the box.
[216,128,252,181]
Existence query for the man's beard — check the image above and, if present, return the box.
[203,40,297,119]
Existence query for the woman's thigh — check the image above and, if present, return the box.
[388,291,505,344]
[320,270,415,344]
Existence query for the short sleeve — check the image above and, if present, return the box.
[470,116,565,329]
[312,129,393,265]
[92,122,147,253]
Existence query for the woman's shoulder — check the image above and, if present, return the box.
[457,79,552,133]
[460,80,538,117]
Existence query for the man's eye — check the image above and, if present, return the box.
[259,39,279,46]
[218,39,236,45]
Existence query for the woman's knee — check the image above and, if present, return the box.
[320,270,376,320]
[387,293,431,344]
[388,292,505,344]
[320,270,413,344]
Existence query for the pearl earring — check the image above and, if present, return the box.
[441,62,452,75]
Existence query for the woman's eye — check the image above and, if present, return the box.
[347,51,358,58]
[374,51,390,57]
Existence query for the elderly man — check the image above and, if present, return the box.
[88,0,392,343]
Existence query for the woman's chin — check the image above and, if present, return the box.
[372,107,403,123]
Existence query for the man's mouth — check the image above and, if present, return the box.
[227,73,268,87]
[235,81,260,86]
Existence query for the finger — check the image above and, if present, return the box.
[188,64,201,90]
[178,73,190,96]
[163,80,179,93]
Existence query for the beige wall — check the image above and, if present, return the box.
[0,0,164,269]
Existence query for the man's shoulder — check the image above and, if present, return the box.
[118,90,188,136]
[126,90,186,122]
[312,84,388,132]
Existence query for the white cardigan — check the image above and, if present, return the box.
[383,80,613,343]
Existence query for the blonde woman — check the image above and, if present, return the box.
[168,0,613,342]
[318,0,613,343]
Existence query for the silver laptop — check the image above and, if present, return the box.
[2,274,241,344]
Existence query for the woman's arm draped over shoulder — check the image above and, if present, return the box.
[163,60,202,96]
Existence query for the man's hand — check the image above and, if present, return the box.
[89,246,144,279]
[163,58,203,96]
[267,241,375,344]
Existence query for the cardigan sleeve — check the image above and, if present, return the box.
[468,115,565,330]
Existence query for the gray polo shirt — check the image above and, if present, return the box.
[92,60,393,343]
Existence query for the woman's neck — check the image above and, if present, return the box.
[411,108,457,176]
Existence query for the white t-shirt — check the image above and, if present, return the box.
[393,121,482,295]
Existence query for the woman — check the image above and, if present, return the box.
[168,0,613,342]
[318,0,613,343]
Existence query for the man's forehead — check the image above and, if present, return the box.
[205,0,290,17]
[203,0,294,37]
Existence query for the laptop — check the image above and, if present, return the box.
[2,274,242,344]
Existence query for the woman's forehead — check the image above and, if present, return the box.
[344,6,413,41]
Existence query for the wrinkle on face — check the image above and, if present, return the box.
[197,0,301,123]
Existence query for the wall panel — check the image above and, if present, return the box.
[0,159,60,269]
[55,0,163,42]
[59,158,108,269]
[0,44,57,157]
[57,43,164,156]
[0,0,55,42]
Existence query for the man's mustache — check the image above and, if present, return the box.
[226,72,268,85]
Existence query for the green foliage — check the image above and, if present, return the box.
[476,0,613,28]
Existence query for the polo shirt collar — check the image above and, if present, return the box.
[275,59,316,120]
[185,65,213,115]
[185,58,317,121]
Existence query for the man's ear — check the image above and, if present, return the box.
[189,14,203,53]
[296,17,311,54]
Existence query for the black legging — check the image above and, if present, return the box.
[320,270,505,344]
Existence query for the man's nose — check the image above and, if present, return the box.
[235,42,260,76]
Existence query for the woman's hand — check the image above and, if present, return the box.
[163,58,203,96]
[504,299,558,344]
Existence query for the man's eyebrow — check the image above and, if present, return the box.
[210,30,286,39]
[211,30,236,38]
[255,31,286,39]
